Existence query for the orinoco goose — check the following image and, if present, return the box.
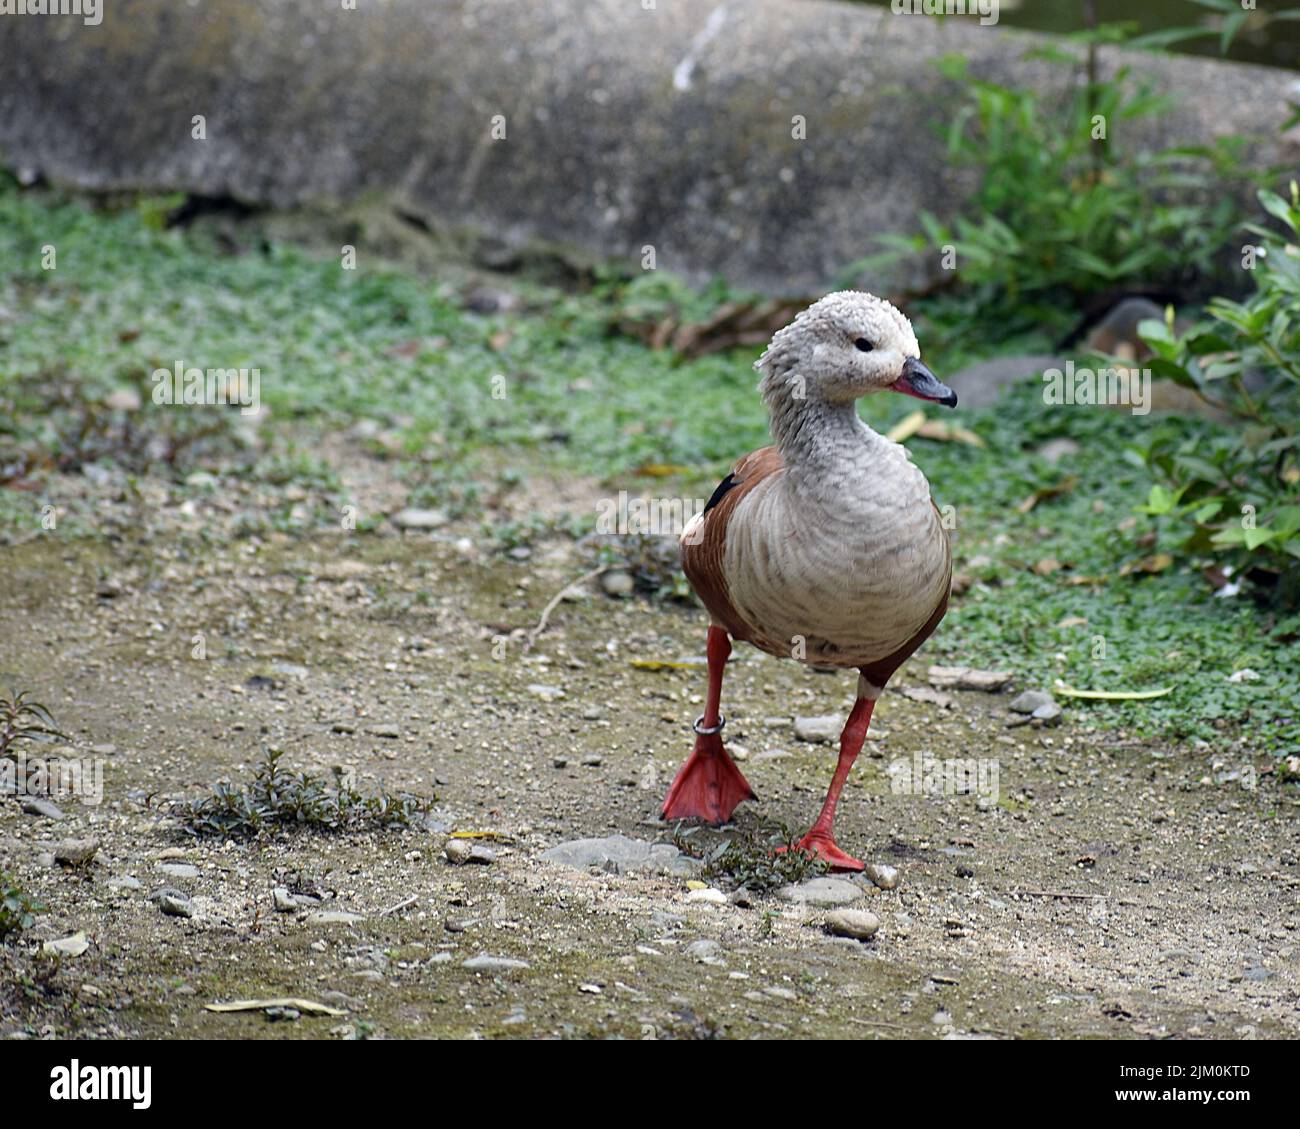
[661,291,957,870]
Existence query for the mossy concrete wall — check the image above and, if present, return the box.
[1,0,1295,293]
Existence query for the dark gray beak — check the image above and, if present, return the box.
[890,357,958,408]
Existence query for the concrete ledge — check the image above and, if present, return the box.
[1,0,1295,293]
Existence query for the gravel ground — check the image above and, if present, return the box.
[1,448,1296,1040]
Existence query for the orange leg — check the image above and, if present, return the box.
[660,626,756,824]
[786,695,875,871]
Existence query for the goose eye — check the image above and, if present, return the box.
[854,337,874,353]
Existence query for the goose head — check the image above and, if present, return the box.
[756,290,956,409]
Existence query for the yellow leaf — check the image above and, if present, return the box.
[634,463,691,478]
[915,419,987,448]
[1053,681,1173,701]
[685,880,707,891]
[886,410,926,443]
[1119,553,1173,576]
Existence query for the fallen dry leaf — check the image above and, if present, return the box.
[1033,557,1064,576]
[1017,476,1078,514]
[618,297,813,359]
[633,464,692,478]
[384,339,423,360]
[914,419,986,448]
[1119,553,1174,576]
[886,410,926,444]
[205,998,346,1017]
[884,412,985,448]
[1056,616,1089,629]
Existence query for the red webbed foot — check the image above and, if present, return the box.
[778,831,865,872]
[660,731,756,825]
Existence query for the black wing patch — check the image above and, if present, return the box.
[703,472,738,515]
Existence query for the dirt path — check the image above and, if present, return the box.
[1,460,1296,1040]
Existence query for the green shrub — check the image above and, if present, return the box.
[1132,186,1300,603]
[0,691,67,760]
[181,748,432,838]
[0,873,42,940]
[848,54,1257,337]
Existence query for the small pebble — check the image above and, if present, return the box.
[685,939,724,964]
[43,932,90,957]
[793,715,841,743]
[21,798,65,820]
[600,571,635,598]
[777,877,862,907]
[1032,701,1062,725]
[863,862,900,890]
[391,508,449,530]
[824,909,880,941]
[387,509,449,530]
[463,955,530,972]
[528,684,565,701]
[156,893,193,918]
[444,839,474,865]
[685,887,727,905]
[1009,690,1054,715]
[53,839,99,866]
[158,863,200,879]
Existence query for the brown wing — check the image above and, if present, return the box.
[685,457,952,681]
[681,446,784,645]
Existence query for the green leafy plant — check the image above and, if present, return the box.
[1128,0,1300,57]
[0,363,250,485]
[847,53,1257,337]
[487,511,585,554]
[672,819,829,892]
[180,748,432,838]
[1132,185,1300,602]
[0,691,68,761]
[0,873,43,940]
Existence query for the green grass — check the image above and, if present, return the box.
[1,183,1296,756]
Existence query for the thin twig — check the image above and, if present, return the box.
[845,1017,911,1031]
[378,895,418,917]
[1015,890,1107,901]
[522,564,609,655]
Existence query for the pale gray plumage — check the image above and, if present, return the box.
[719,291,950,689]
